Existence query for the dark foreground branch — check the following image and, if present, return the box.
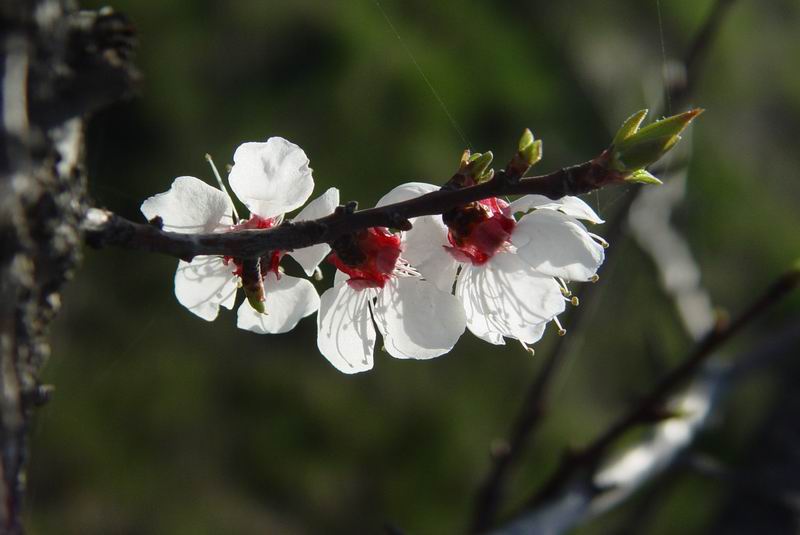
[85,159,612,261]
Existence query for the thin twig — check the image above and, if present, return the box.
[467,1,737,530]
[85,159,617,261]
[467,190,635,533]
[522,266,800,511]
[670,0,737,105]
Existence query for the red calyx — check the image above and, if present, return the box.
[223,215,284,279]
[444,197,515,265]
[329,227,402,290]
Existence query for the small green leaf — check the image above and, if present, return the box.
[612,109,649,147]
[626,169,663,185]
[246,292,266,314]
[630,108,703,144]
[611,108,703,172]
[518,128,534,153]
[520,139,542,167]
[468,151,494,178]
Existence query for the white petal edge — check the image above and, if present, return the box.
[401,215,459,293]
[141,176,234,233]
[287,187,340,275]
[372,277,466,360]
[375,182,459,293]
[228,137,314,219]
[512,209,605,281]
[508,194,605,224]
[317,282,377,374]
[174,256,238,321]
[456,253,564,344]
[236,273,320,334]
[375,182,440,208]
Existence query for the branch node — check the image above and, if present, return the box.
[22,384,55,408]
[388,212,412,231]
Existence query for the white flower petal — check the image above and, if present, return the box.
[403,215,459,293]
[236,273,320,334]
[317,282,376,374]
[508,194,605,224]
[334,269,350,286]
[374,182,459,293]
[287,187,340,275]
[375,182,440,207]
[512,210,605,281]
[455,265,505,345]
[174,256,238,321]
[228,137,314,219]
[293,187,340,221]
[141,176,233,233]
[372,277,466,360]
[456,253,564,344]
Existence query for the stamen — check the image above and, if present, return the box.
[589,233,609,248]
[278,265,285,274]
[519,340,535,356]
[205,153,240,223]
[556,277,572,297]
[392,259,421,278]
[553,316,567,336]
[570,296,580,306]
[313,267,323,281]
[590,274,600,283]
[500,242,518,254]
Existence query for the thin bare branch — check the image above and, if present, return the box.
[519,266,800,513]
[468,0,737,529]
[84,158,618,261]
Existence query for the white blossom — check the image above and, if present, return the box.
[316,189,467,373]
[141,137,338,334]
[393,183,606,349]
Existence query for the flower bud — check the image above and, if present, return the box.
[449,150,495,188]
[506,128,543,180]
[245,288,266,314]
[241,257,266,314]
[467,151,494,183]
[610,108,703,173]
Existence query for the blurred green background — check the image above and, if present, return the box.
[26,0,800,533]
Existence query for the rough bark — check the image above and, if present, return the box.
[0,1,136,532]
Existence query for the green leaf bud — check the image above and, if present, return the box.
[610,108,703,172]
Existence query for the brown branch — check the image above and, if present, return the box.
[669,0,737,105]
[84,159,616,260]
[520,266,800,512]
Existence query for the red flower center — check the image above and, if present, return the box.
[444,198,515,265]
[223,215,284,278]
[329,227,402,290]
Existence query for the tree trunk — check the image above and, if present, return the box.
[0,1,135,532]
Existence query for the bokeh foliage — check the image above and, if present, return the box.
[27,0,800,533]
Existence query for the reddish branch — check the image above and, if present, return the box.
[85,159,615,260]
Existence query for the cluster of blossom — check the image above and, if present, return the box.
[141,137,606,374]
